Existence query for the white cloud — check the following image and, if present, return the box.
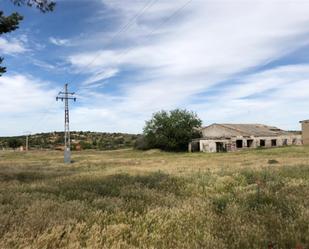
[64,1,309,132]
[3,1,309,135]
[83,68,119,85]
[70,1,309,81]
[49,37,71,46]
[0,74,61,136]
[0,37,27,54]
[31,58,57,70]
[189,64,309,130]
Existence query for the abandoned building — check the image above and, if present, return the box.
[189,123,302,153]
[300,120,309,145]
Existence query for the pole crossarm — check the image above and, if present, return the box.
[58,91,75,95]
[56,96,77,101]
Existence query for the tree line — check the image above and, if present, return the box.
[1,109,202,152]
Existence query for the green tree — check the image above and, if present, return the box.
[143,109,202,152]
[0,0,55,75]
[8,138,23,149]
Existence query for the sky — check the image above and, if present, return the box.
[1,0,309,136]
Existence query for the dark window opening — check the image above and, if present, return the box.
[260,140,266,147]
[247,139,254,148]
[271,139,277,147]
[236,140,243,148]
[216,142,226,153]
[292,138,297,145]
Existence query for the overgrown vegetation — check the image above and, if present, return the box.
[7,137,22,149]
[0,131,140,150]
[0,146,308,248]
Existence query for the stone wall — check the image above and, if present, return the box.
[192,134,302,153]
[302,122,309,145]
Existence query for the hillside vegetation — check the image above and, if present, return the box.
[0,131,140,150]
[0,146,308,248]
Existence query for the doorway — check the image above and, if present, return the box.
[216,142,226,152]
[271,139,277,147]
[247,139,254,148]
[236,140,243,149]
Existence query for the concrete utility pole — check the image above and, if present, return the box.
[26,135,29,151]
[56,84,76,164]
[23,131,31,152]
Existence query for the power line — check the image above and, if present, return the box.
[25,0,193,136]
[77,0,194,89]
[26,0,160,134]
[65,0,159,87]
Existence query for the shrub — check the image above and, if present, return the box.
[268,159,279,164]
[7,138,22,149]
[142,109,202,152]
[134,136,150,150]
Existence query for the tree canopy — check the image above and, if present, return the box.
[8,138,23,149]
[0,0,55,75]
[11,0,55,13]
[142,109,202,152]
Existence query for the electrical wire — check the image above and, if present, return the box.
[26,0,160,134]
[26,0,194,134]
[64,0,159,87]
[81,0,194,88]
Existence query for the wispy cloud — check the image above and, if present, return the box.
[31,58,57,71]
[190,64,309,129]
[0,37,27,54]
[2,0,309,135]
[64,1,309,132]
[83,68,119,85]
[49,37,71,46]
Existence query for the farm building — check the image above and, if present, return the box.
[189,123,302,153]
[300,120,309,145]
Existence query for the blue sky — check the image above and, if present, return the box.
[1,0,309,136]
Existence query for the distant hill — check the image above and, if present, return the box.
[0,131,141,151]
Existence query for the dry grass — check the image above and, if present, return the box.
[0,146,308,249]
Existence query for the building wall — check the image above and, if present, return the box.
[302,122,309,145]
[196,135,302,153]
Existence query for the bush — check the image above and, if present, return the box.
[7,138,23,149]
[142,109,202,152]
[268,159,279,164]
[80,141,93,150]
[134,136,150,150]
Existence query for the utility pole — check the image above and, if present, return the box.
[56,84,76,164]
[26,135,29,151]
[23,131,31,152]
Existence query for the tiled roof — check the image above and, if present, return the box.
[217,124,288,137]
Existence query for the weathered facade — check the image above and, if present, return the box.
[189,123,302,153]
[300,120,309,145]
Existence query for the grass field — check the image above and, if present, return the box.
[0,146,309,249]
